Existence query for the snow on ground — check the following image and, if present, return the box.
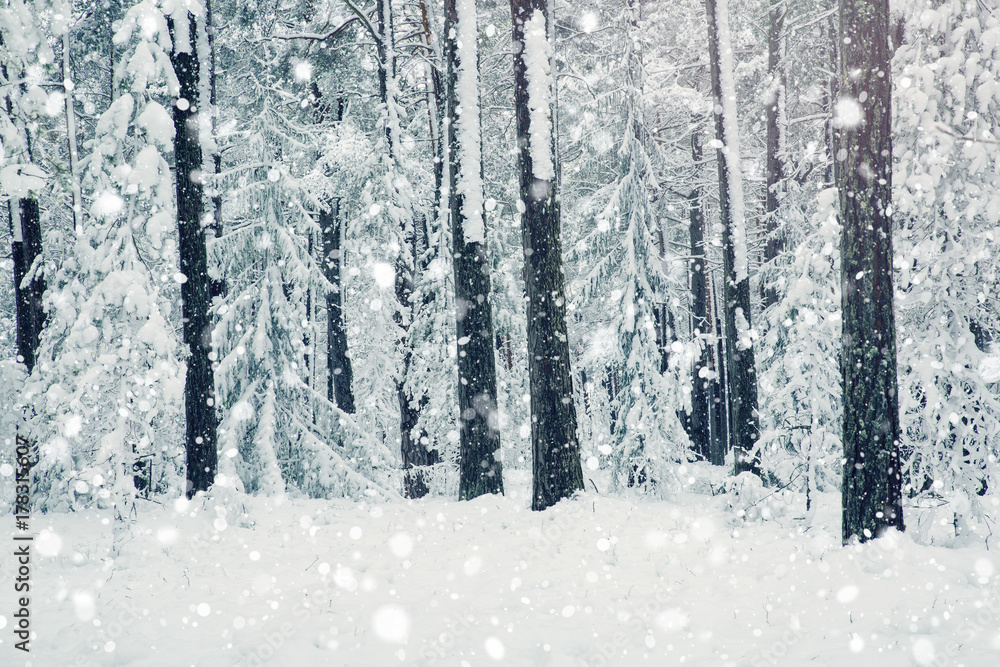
[3,469,1000,666]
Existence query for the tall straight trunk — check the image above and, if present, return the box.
[202,0,223,240]
[510,0,584,510]
[838,0,903,543]
[445,0,504,499]
[709,278,729,465]
[376,0,436,497]
[62,32,82,235]
[418,0,445,204]
[825,14,839,186]
[762,4,784,308]
[311,87,355,415]
[9,197,45,373]
[705,0,761,476]
[169,14,219,497]
[688,133,711,461]
[320,200,355,414]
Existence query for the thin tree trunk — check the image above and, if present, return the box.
[62,32,82,236]
[709,278,728,465]
[688,132,711,461]
[200,0,226,300]
[308,86,356,416]
[510,0,584,510]
[445,0,504,499]
[169,14,219,497]
[762,3,785,308]
[705,0,761,476]
[838,0,904,543]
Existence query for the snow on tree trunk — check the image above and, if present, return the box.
[510,0,584,510]
[837,0,904,543]
[445,0,504,499]
[762,5,785,308]
[687,134,711,462]
[375,0,436,498]
[705,0,761,476]
[169,12,219,498]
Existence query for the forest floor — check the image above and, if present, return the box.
[2,466,1000,666]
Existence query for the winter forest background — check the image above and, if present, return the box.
[3,0,1000,663]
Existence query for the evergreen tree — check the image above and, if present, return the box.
[705,0,762,476]
[892,0,1000,535]
[30,0,186,523]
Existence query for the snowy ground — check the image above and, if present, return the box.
[3,469,1000,667]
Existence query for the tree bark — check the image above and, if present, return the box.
[169,14,219,497]
[311,87,355,416]
[688,133,711,461]
[705,0,761,476]
[9,197,45,374]
[320,203,355,414]
[838,0,904,543]
[445,0,504,499]
[510,0,584,510]
[762,4,785,308]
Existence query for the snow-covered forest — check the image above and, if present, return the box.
[2,0,1000,663]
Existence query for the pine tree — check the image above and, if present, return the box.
[167,7,218,497]
[445,0,504,499]
[570,0,690,496]
[30,0,187,521]
[838,0,903,543]
[705,0,761,476]
[510,0,584,510]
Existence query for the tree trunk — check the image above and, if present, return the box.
[838,0,904,543]
[762,4,785,308]
[311,88,355,416]
[320,202,355,414]
[510,0,584,510]
[705,0,761,476]
[445,0,504,499]
[169,14,219,497]
[688,133,711,461]
[375,0,436,497]
[709,279,729,466]
[9,197,45,374]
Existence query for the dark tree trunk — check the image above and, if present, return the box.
[707,278,728,466]
[687,134,711,461]
[311,88,355,416]
[705,0,761,476]
[201,0,225,299]
[9,197,45,373]
[169,15,219,498]
[762,5,785,308]
[838,0,904,543]
[320,203,355,414]
[445,0,504,499]
[510,0,584,510]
